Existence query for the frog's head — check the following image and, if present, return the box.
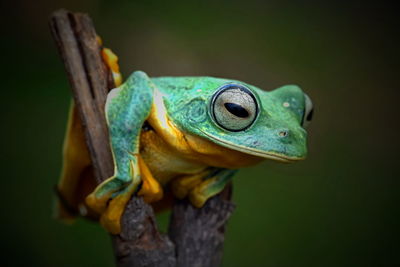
[166,78,313,162]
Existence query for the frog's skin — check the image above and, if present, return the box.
[56,55,313,234]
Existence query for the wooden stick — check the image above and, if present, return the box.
[169,184,235,267]
[49,9,234,267]
[49,9,175,267]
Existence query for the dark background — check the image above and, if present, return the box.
[1,1,398,266]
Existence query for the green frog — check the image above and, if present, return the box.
[56,51,313,234]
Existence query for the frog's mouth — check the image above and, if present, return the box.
[199,130,304,163]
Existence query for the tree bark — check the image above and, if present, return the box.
[49,9,234,267]
[169,184,235,267]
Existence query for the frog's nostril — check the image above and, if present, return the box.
[278,130,288,137]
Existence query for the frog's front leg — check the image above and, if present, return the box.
[86,71,161,234]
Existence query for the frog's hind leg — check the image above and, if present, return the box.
[137,155,163,203]
[55,102,95,222]
[189,168,237,208]
[170,169,211,200]
[171,168,237,208]
[85,71,158,234]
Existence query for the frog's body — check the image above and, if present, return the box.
[139,123,263,186]
[57,68,313,234]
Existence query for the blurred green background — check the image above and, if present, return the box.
[1,0,398,266]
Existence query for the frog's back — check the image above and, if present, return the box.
[151,76,235,95]
[151,76,241,117]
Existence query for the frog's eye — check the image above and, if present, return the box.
[211,84,258,131]
[301,94,313,128]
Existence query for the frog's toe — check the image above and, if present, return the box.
[171,175,203,200]
[188,192,207,208]
[138,180,163,203]
[188,179,215,208]
[99,182,136,234]
[101,47,122,86]
[86,190,114,215]
[188,169,236,208]
[85,176,126,214]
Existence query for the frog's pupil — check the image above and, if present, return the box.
[224,103,249,118]
[306,108,314,121]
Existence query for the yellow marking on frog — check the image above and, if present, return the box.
[147,89,193,154]
[137,155,164,203]
[184,133,264,168]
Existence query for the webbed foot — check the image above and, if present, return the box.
[189,169,236,208]
[170,170,209,199]
[85,155,163,234]
[85,155,140,234]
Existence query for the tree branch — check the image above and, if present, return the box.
[49,9,234,267]
[49,9,175,267]
[169,184,235,267]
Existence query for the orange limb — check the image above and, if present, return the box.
[137,155,164,203]
[101,47,122,87]
[170,169,209,200]
[55,102,96,221]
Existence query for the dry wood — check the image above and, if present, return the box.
[169,184,235,267]
[50,9,234,267]
[49,9,175,267]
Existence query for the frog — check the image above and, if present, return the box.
[55,49,313,234]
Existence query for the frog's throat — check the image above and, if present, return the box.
[197,129,304,163]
